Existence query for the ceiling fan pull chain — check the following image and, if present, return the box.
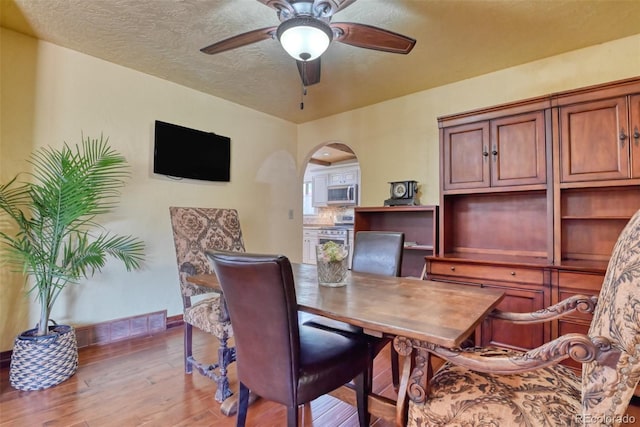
[300,85,307,110]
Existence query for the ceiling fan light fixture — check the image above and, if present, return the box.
[277,17,333,61]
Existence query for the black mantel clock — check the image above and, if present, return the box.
[384,180,419,206]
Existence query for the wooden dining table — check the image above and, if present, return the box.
[188,262,504,426]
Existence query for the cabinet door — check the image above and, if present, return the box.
[343,169,359,185]
[490,111,546,187]
[312,174,328,207]
[631,94,640,178]
[560,97,630,182]
[481,285,547,350]
[442,122,490,190]
[303,230,319,264]
[329,172,344,185]
[303,237,310,263]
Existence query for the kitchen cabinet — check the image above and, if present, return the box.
[329,167,359,186]
[354,205,438,278]
[302,228,319,264]
[311,174,328,207]
[348,228,354,269]
[442,110,547,192]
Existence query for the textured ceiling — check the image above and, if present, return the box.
[2,0,640,124]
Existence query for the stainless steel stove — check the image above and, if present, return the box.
[317,226,350,245]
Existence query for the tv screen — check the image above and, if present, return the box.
[153,120,231,182]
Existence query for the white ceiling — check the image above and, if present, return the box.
[2,0,640,124]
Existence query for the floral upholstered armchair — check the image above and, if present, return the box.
[409,209,640,426]
[169,207,245,406]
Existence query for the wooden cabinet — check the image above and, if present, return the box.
[632,94,640,178]
[551,268,604,372]
[442,111,547,191]
[354,206,438,278]
[557,186,640,265]
[439,101,553,262]
[442,121,489,190]
[554,80,640,265]
[427,258,549,350]
[302,228,319,264]
[311,174,328,207]
[432,77,640,355]
[558,93,640,183]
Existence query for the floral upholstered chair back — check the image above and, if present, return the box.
[169,207,245,297]
[583,208,640,422]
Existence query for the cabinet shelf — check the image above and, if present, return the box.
[355,205,438,277]
[561,216,632,220]
[404,244,434,251]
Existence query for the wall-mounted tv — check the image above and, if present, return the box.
[153,120,230,182]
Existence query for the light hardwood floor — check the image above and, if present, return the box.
[0,326,396,426]
[2,326,639,426]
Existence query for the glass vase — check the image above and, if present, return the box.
[316,243,349,287]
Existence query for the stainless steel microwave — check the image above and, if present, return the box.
[327,184,357,205]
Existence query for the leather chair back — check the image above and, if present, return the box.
[207,251,300,405]
[351,231,404,277]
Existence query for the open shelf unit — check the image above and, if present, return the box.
[354,205,438,278]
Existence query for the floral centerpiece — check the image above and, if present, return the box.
[316,241,349,287]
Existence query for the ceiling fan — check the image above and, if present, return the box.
[200,0,416,86]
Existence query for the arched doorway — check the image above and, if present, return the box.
[302,143,360,266]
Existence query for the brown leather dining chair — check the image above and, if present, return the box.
[304,231,405,389]
[207,251,371,427]
[169,207,244,404]
[408,208,640,426]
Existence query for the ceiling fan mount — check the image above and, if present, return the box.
[200,0,416,86]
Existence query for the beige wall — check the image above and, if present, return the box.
[0,28,299,351]
[298,34,640,207]
[2,26,639,352]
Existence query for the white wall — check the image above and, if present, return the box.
[0,28,299,351]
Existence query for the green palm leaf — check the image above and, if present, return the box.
[0,135,145,336]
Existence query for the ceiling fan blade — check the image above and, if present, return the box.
[297,58,321,86]
[331,22,416,54]
[200,27,277,55]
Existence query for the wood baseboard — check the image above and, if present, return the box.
[0,310,170,368]
[166,314,184,329]
[74,310,168,348]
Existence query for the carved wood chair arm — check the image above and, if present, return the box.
[490,294,597,324]
[425,333,619,375]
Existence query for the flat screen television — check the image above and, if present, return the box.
[153,120,231,182]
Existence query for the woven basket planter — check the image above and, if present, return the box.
[10,324,78,391]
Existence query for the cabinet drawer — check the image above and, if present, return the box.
[430,262,543,285]
[557,271,603,292]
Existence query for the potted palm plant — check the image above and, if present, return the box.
[0,134,145,391]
